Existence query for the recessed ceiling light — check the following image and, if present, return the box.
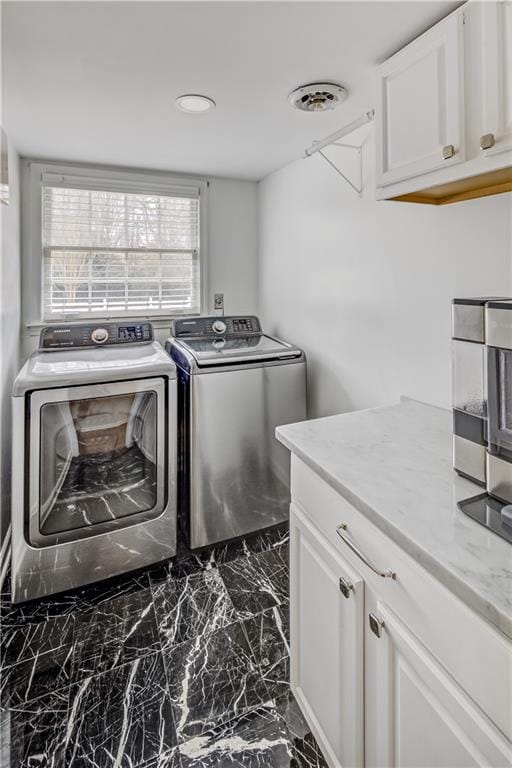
[175,94,216,113]
[289,82,348,112]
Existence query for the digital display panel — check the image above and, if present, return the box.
[118,326,139,341]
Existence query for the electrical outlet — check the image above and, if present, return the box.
[214,293,224,313]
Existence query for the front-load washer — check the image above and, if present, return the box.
[166,315,306,550]
[12,321,177,602]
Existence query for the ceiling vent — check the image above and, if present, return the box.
[289,82,348,112]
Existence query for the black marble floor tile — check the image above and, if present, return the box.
[140,747,183,768]
[163,621,271,744]
[146,547,216,584]
[169,554,216,581]
[209,526,290,568]
[74,569,151,613]
[3,687,69,768]
[71,585,160,678]
[148,533,219,581]
[0,644,74,708]
[0,570,150,632]
[66,651,177,768]
[242,603,290,699]
[0,709,8,768]
[275,694,329,768]
[0,590,83,630]
[1,612,75,668]
[72,618,159,681]
[1,523,331,768]
[150,525,289,583]
[151,568,237,649]
[275,692,309,743]
[290,732,329,768]
[219,547,289,620]
[177,703,292,768]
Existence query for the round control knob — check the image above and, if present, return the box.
[212,320,227,334]
[91,327,109,344]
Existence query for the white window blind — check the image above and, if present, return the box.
[42,183,201,320]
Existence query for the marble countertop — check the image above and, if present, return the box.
[276,399,512,640]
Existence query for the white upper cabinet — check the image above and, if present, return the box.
[376,2,512,203]
[481,0,512,156]
[376,10,465,187]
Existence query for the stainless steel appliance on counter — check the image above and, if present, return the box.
[167,315,307,549]
[451,298,489,485]
[453,297,512,543]
[486,300,512,504]
[12,321,177,602]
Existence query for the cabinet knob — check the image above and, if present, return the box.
[338,577,353,599]
[480,133,495,150]
[369,613,385,639]
[442,144,455,160]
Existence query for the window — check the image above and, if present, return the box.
[34,166,203,321]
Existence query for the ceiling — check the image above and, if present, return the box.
[2,1,461,181]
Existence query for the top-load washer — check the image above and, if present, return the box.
[166,315,306,549]
[12,321,177,602]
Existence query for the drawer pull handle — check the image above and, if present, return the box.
[336,524,397,580]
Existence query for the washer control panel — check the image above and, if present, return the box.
[39,322,153,350]
[212,320,227,334]
[172,316,261,338]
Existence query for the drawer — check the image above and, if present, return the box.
[291,455,512,742]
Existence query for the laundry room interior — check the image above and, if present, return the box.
[0,2,511,767]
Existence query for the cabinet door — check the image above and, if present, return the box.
[376,10,464,186]
[290,503,364,768]
[481,1,512,156]
[365,598,512,768]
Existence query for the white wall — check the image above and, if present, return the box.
[204,177,259,316]
[0,143,21,542]
[258,142,512,419]
[21,173,259,354]
[153,175,258,346]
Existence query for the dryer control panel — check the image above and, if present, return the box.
[39,322,154,350]
[172,315,262,338]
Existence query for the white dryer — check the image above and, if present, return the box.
[11,321,176,602]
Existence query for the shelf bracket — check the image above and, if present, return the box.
[317,147,363,195]
[304,109,375,197]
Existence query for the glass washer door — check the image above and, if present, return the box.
[28,377,166,547]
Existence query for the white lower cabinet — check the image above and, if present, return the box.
[365,595,512,768]
[289,498,512,768]
[290,503,364,768]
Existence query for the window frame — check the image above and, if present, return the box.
[22,159,209,329]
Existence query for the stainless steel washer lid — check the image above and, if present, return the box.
[168,334,304,370]
[13,341,176,395]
